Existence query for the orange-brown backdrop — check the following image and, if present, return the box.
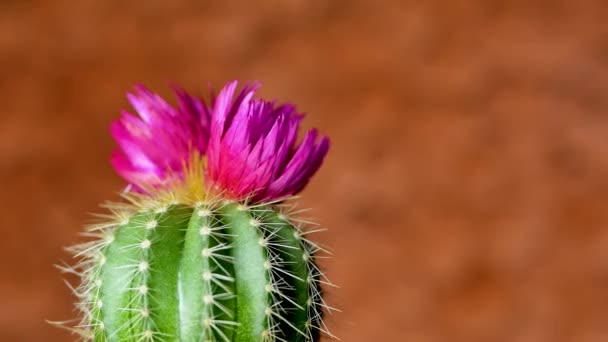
[2,1,608,341]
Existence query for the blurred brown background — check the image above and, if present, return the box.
[2,1,608,341]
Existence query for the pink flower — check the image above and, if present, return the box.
[110,85,210,190]
[207,81,330,201]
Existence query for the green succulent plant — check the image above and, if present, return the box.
[58,81,334,341]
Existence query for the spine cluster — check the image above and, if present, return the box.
[64,199,333,342]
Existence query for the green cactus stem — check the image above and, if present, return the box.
[65,197,331,342]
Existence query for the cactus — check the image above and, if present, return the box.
[69,196,328,342]
[60,81,333,341]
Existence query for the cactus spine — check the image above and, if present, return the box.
[67,195,330,342]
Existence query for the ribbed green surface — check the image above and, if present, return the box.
[260,210,311,342]
[91,202,320,342]
[99,210,152,342]
[219,203,270,341]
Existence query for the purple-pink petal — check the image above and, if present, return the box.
[206,81,330,201]
[110,85,211,191]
